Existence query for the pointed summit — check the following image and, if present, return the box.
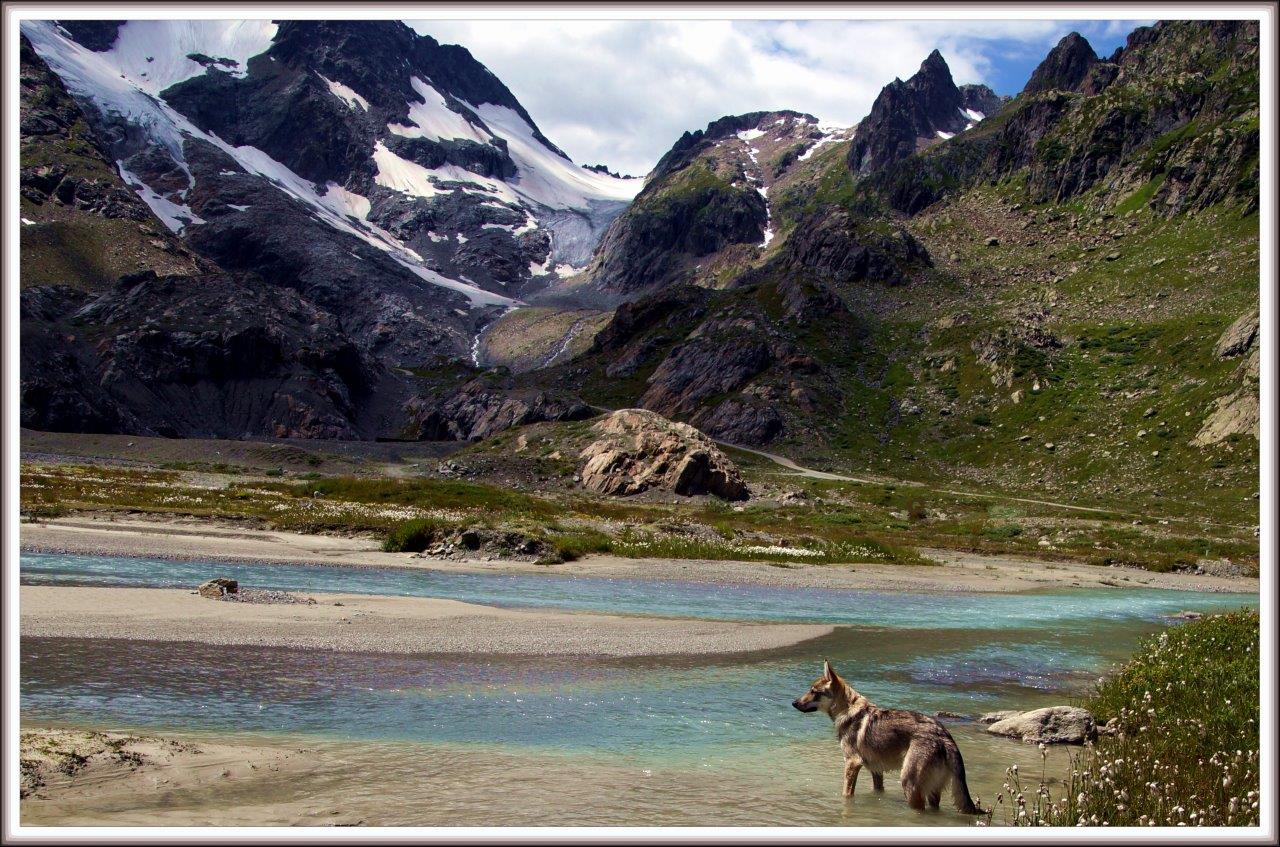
[1024,32,1099,94]
[918,49,951,77]
[848,49,988,174]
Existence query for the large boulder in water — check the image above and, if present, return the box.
[578,409,749,501]
[985,706,1097,744]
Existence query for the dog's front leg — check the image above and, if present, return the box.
[842,756,863,798]
[871,771,885,792]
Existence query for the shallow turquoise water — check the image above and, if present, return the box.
[20,551,1252,628]
[19,552,1256,824]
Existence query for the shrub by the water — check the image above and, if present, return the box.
[989,610,1259,827]
[381,518,454,552]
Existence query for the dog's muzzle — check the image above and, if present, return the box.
[792,699,818,713]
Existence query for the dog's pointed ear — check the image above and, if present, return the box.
[823,660,839,682]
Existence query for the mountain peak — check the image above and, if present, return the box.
[848,49,978,174]
[1023,31,1100,94]
[919,49,950,75]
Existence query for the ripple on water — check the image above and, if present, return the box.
[19,552,1256,825]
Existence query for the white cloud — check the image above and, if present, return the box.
[408,19,1147,176]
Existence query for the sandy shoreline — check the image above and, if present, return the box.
[20,585,836,657]
[19,727,343,826]
[21,514,1258,594]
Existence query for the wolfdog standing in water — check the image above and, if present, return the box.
[792,661,985,813]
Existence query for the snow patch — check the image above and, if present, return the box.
[318,73,369,111]
[88,20,276,95]
[22,20,530,311]
[936,130,955,140]
[118,165,204,233]
[760,225,775,249]
[736,128,765,142]
[554,263,584,277]
[470,103,642,209]
[320,183,372,220]
[372,141,450,198]
[227,203,250,211]
[961,107,986,122]
[388,77,492,145]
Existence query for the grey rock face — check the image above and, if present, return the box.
[848,50,975,174]
[1023,32,1100,95]
[21,271,387,439]
[404,380,593,441]
[985,706,1098,744]
[578,409,749,500]
[1214,309,1259,358]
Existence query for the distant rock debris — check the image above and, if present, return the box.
[578,409,749,501]
[197,577,238,599]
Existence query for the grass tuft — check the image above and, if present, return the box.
[990,611,1259,827]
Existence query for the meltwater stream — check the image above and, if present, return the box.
[20,552,1256,825]
[20,551,1250,629]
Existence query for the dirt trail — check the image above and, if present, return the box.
[720,441,1252,528]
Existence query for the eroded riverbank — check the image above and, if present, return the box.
[21,514,1258,594]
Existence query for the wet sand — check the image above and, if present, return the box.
[19,723,1071,827]
[19,727,339,826]
[22,514,1258,594]
[20,585,836,658]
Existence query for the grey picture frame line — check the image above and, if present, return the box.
[1,0,1276,842]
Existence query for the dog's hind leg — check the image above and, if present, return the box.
[927,791,941,809]
[871,772,885,792]
[900,746,929,810]
[842,756,863,798]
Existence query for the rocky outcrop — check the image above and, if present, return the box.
[1193,390,1259,447]
[848,50,975,174]
[978,710,1022,725]
[53,21,124,51]
[587,160,766,296]
[578,409,749,500]
[584,110,829,298]
[1193,308,1260,447]
[20,270,383,439]
[1023,32,1100,95]
[958,84,1004,118]
[639,313,777,420]
[18,35,204,288]
[985,706,1097,744]
[404,381,593,441]
[783,210,931,286]
[1214,309,1259,358]
[861,22,1259,217]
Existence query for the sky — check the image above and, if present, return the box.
[408,18,1149,176]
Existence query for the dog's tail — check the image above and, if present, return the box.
[948,746,986,815]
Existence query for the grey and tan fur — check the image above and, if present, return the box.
[792,661,984,813]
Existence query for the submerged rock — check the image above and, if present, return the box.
[578,408,749,501]
[985,706,1097,744]
[978,710,1021,724]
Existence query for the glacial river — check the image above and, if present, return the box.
[20,552,1255,826]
